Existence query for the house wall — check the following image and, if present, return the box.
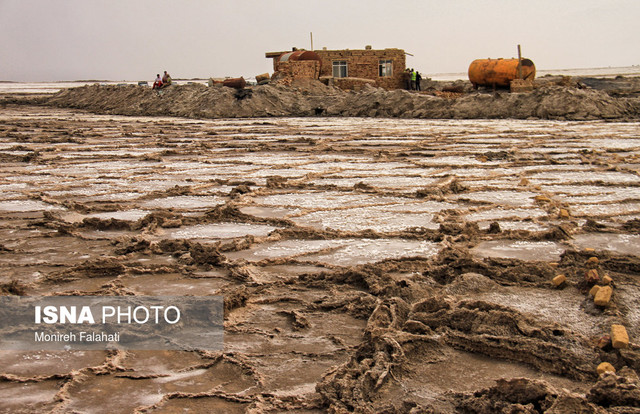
[315,48,406,90]
[267,48,406,90]
[275,60,321,80]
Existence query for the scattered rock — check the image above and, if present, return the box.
[585,269,600,285]
[594,285,613,307]
[587,256,600,266]
[596,362,616,375]
[588,367,640,408]
[611,325,630,349]
[552,274,566,287]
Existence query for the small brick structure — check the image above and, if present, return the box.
[266,46,406,90]
[275,60,321,81]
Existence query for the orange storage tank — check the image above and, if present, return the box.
[468,58,535,88]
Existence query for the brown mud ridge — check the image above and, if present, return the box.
[0,106,639,413]
[9,76,640,121]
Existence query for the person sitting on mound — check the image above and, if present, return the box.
[152,74,163,89]
[161,71,172,87]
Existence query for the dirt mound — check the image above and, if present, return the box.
[454,367,640,413]
[47,83,322,118]
[44,81,640,121]
[329,84,637,120]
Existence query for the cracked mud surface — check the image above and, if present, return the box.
[1,105,639,413]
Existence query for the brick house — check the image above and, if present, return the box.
[265,46,406,90]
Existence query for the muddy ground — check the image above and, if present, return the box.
[0,102,639,413]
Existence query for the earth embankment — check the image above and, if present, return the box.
[40,79,640,121]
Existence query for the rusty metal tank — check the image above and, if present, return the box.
[255,73,270,83]
[468,58,535,88]
[222,77,246,89]
[278,50,321,63]
[278,50,322,72]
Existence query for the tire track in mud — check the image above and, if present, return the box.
[0,106,639,413]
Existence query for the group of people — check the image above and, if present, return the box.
[152,71,172,89]
[404,68,422,91]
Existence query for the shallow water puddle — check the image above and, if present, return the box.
[292,206,440,232]
[165,222,278,241]
[226,238,441,266]
[239,206,299,219]
[258,353,352,397]
[250,191,404,209]
[478,287,605,337]
[120,272,232,295]
[125,179,198,192]
[31,276,118,294]
[572,233,640,257]
[529,170,640,184]
[245,168,311,179]
[472,240,567,261]
[64,375,168,413]
[0,350,109,377]
[85,209,150,221]
[0,237,112,266]
[140,195,226,210]
[476,220,550,232]
[146,396,248,413]
[304,239,440,266]
[464,207,547,222]
[419,155,495,166]
[558,191,640,204]
[150,363,256,394]
[585,138,640,150]
[82,191,144,202]
[311,176,438,190]
[454,190,538,207]
[43,185,129,198]
[569,202,640,217]
[226,296,366,355]
[0,199,64,212]
[224,239,354,262]
[0,381,60,411]
[400,349,588,405]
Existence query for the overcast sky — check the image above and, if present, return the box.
[1,0,638,82]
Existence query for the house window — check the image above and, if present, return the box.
[332,61,348,78]
[379,60,393,77]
